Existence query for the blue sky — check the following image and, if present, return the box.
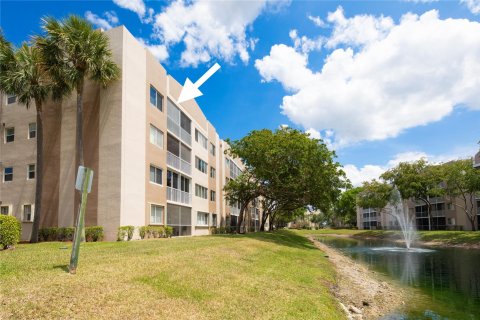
[1,0,479,185]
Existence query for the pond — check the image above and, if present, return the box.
[317,236,480,320]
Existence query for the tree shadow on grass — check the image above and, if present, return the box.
[215,230,317,251]
[53,265,69,273]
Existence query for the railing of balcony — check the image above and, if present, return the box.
[230,206,240,216]
[167,151,192,175]
[167,187,191,205]
[167,117,191,146]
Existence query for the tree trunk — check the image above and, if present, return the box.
[260,210,269,231]
[30,103,43,243]
[236,202,247,234]
[269,212,275,231]
[76,80,84,167]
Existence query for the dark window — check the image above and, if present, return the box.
[5,127,14,143]
[7,94,16,104]
[149,165,162,185]
[150,85,163,111]
[28,164,35,180]
[4,167,13,182]
[180,112,191,134]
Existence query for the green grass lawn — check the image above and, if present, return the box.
[292,228,480,246]
[0,230,344,320]
[355,229,480,245]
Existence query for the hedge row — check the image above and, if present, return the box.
[39,226,103,242]
[0,215,21,249]
[118,225,173,241]
[211,226,236,234]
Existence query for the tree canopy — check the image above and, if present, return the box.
[224,127,346,232]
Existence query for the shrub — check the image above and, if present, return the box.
[117,226,135,241]
[57,227,75,241]
[139,226,147,239]
[164,226,173,238]
[212,226,235,234]
[39,227,58,241]
[0,215,21,249]
[85,226,103,242]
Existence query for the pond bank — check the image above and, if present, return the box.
[308,236,407,320]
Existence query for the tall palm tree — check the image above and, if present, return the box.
[37,15,120,168]
[0,38,63,243]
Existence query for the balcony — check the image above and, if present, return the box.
[167,117,191,146]
[167,187,191,205]
[230,206,240,216]
[167,151,191,176]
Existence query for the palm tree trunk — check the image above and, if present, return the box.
[76,80,84,167]
[30,104,43,243]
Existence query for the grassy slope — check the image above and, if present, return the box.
[294,228,480,246]
[0,231,344,320]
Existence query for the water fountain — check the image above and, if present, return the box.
[389,187,417,249]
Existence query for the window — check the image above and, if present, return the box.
[211,213,217,226]
[150,204,164,224]
[6,94,16,104]
[150,85,163,111]
[167,170,190,192]
[27,164,35,180]
[0,206,9,215]
[195,184,208,199]
[5,127,14,143]
[210,142,216,156]
[28,123,37,139]
[180,112,191,134]
[150,125,164,149]
[23,204,33,222]
[195,156,207,173]
[197,211,209,226]
[149,165,162,185]
[195,129,207,149]
[210,190,216,201]
[210,167,216,178]
[4,167,13,182]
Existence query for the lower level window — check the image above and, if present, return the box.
[211,213,217,226]
[0,206,10,215]
[150,204,164,224]
[197,212,209,226]
[23,204,33,222]
[4,167,13,182]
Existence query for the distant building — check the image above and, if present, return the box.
[357,196,480,231]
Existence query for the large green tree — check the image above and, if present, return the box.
[357,180,392,214]
[334,187,363,227]
[440,159,480,230]
[381,159,443,230]
[37,15,120,168]
[224,128,345,233]
[0,36,66,242]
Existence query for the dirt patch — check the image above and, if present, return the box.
[308,236,407,320]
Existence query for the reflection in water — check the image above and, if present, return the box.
[318,237,480,320]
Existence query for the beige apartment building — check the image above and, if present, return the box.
[357,196,480,231]
[0,26,261,241]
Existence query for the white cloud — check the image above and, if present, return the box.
[85,11,119,30]
[113,0,146,17]
[137,39,169,62]
[326,6,394,48]
[255,9,480,146]
[153,0,288,67]
[308,15,326,27]
[462,0,480,14]
[344,146,477,186]
[289,29,322,54]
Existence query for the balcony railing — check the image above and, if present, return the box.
[230,206,240,216]
[167,117,191,146]
[167,151,191,175]
[167,187,191,205]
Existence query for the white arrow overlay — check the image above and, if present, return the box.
[177,63,221,104]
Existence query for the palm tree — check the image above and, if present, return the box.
[37,15,120,168]
[0,37,63,242]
